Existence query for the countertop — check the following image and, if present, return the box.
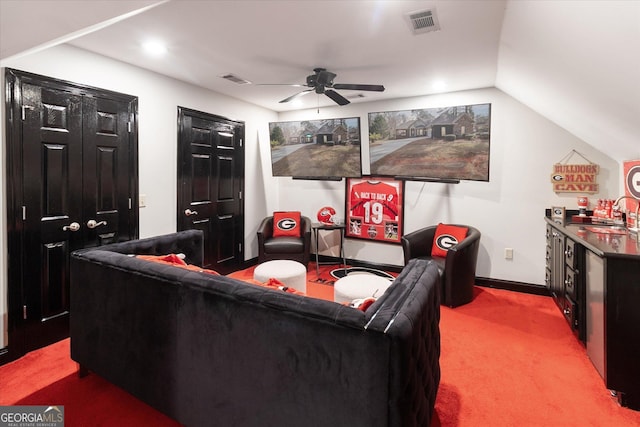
[545,217,640,259]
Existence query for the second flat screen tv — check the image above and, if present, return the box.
[368,103,491,182]
[269,117,362,179]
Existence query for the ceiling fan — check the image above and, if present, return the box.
[266,68,385,106]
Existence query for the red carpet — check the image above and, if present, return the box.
[2,264,640,426]
[433,286,640,426]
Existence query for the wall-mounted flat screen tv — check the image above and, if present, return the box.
[368,103,491,182]
[269,117,362,179]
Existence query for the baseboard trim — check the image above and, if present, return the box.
[476,277,550,296]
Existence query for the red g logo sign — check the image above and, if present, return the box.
[436,234,459,251]
[626,165,640,199]
[276,218,297,231]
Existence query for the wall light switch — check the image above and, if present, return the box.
[505,248,514,260]
[139,194,147,208]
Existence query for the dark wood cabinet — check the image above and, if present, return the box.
[545,217,640,411]
[545,223,585,341]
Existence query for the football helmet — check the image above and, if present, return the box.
[317,206,337,225]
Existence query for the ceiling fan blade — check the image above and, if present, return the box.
[324,89,350,106]
[333,83,385,92]
[279,89,313,103]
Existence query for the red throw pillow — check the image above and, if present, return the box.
[137,254,220,275]
[272,211,302,237]
[137,253,187,266]
[431,223,469,257]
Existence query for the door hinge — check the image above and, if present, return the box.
[129,198,132,209]
[21,105,34,120]
[239,191,242,200]
[239,138,243,147]
[239,243,242,252]
[128,122,132,133]
[22,206,26,221]
[23,305,27,320]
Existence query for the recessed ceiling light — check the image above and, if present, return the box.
[142,40,167,56]
[432,80,447,92]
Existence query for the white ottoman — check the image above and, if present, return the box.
[333,274,393,304]
[253,260,307,293]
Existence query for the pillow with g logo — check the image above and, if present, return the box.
[431,223,468,257]
[272,211,301,237]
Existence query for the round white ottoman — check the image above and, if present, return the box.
[333,274,393,304]
[253,260,307,293]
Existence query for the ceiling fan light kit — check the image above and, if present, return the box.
[268,67,385,106]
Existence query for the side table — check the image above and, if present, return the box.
[312,223,346,277]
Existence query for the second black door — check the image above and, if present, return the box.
[177,107,244,274]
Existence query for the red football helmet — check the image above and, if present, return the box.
[317,206,337,225]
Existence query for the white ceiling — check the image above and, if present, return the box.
[1,0,639,161]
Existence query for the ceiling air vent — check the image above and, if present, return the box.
[405,8,441,35]
[220,74,252,85]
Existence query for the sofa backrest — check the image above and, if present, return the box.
[85,229,204,266]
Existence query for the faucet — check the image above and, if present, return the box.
[614,195,640,233]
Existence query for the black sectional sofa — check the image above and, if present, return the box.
[70,230,441,427]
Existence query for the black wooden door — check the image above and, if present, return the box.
[82,96,135,248]
[177,107,244,274]
[20,83,84,350]
[4,69,138,360]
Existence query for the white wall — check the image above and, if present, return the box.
[0,44,622,350]
[0,44,278,348]
[277,88,620,284]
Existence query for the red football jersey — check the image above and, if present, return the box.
[349,181,399,224]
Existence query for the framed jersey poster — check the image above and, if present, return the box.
[345,177,404,244]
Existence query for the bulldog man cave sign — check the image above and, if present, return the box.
[551,163,600,194]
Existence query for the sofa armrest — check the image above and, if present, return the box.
[401,226,437,265]
[363,259,441,427]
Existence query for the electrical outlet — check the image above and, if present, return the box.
[139,194,147,208]
[505,248,513,260]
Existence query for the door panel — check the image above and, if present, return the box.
[185,118,215,267]
[82,96,133,247]
[21,84,83,348]
[177,107,244,274]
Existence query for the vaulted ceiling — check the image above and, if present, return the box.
[1,0,638,161]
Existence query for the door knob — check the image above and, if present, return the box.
[86,219,107,229]
[184,209,198,216]
[62,222,80,232]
